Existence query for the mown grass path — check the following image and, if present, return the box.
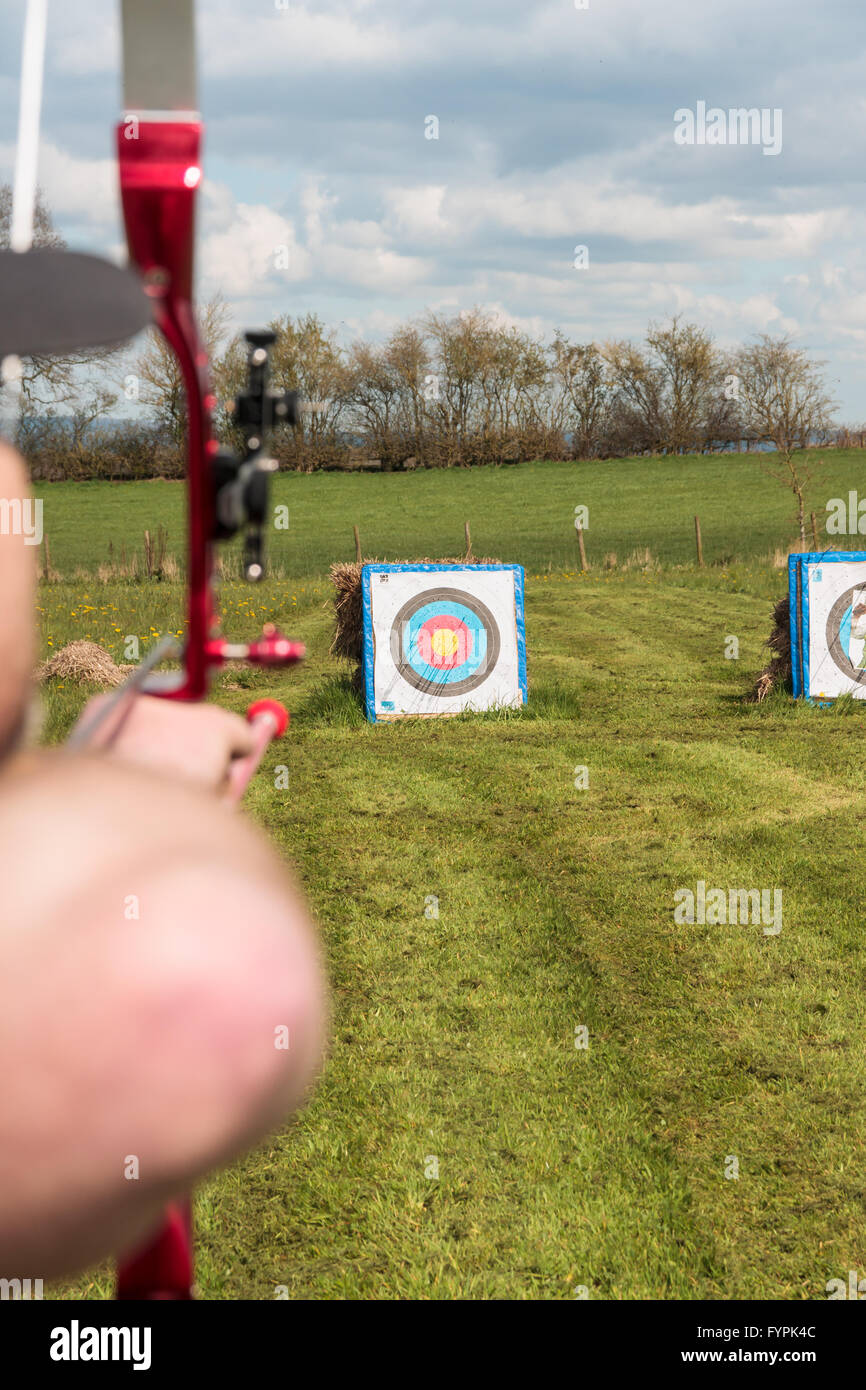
[39,447,866,1299]
[49,561,866,1298]
[263,575,864,1299]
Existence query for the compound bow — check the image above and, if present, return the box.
[112,0,304,1298]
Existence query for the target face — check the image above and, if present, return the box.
[390,588,500,696]
[825,584,866,685]
[362,564,526,721]
[794,554,866,699]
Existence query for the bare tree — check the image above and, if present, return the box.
[736,335,837,542]
[645,317,724,453]
[423,308,491,464]
[382,324,431,461]
[265,313,348,466]
[0,184,63,250]
[602,337,664,453]
[603,316,726,455]
[548,335,612,458]
[131,293,232,445]
[344,325,431,465]
[419,308,553,465]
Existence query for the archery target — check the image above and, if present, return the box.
[796,555,866,698]
[362,565,526,721]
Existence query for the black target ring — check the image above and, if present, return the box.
[389,587,501,696]
[825,584,866,685]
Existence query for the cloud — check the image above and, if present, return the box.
[384,185,449,242]
[4,0,866,411]
[201,196,311,296]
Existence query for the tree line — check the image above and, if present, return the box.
[17,305,847,483]
[0,191,849,480]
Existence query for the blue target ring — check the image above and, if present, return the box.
[390,588,500,696]
[403,598,486,684]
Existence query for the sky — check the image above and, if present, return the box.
[2,0,866,417]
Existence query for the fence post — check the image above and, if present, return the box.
[576,521,588,572]
[353,524,362,563]
[694,515,703,567]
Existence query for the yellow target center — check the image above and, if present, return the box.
[432,628,459,658]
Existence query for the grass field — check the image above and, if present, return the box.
[32,447,866,582]
[41,452,866,1299]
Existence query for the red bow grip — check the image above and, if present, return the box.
[225,699,290,805]
[116,1199,193,1301]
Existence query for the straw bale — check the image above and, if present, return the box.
[36,640,133,687]
[748,596,791,702]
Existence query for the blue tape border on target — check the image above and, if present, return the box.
[788,551,866,702]
[787,552,802,698]
[360,563,527,723]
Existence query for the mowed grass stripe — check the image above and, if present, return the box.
[194,578,863,1299]
[43,548,866,1296]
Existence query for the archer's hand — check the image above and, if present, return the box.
[72,695,259,797]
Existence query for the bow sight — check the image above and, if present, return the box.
[213,329,301,583]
